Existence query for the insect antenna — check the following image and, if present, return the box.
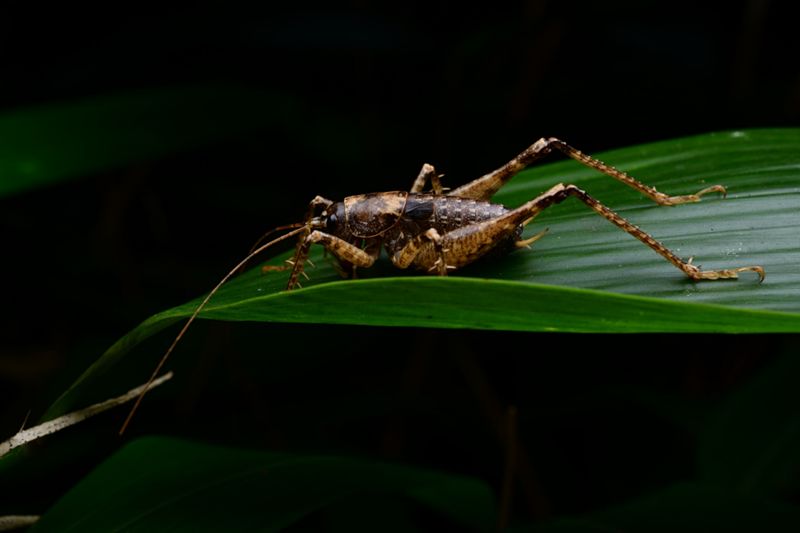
[247,223,304,255]
[119,223,308,435]
[236,223,305,275]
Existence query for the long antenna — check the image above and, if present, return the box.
[247,224,298,255]
[119,224,307,435]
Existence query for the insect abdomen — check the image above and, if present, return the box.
[395,194,523,268]
[404,194,511,232]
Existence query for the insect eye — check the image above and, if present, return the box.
[326,212,337,229]
[325,203,345,232]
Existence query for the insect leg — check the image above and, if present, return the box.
[392,215,536,273]
[307,231,379,267]
[545,140,725,206]
[304,195,334,218]
[335,239,382,280]
[390,228,451,275]
[449,137,726,206]
[284,196,335,289]
[504,183,764,281]
[410,163,445,194]
[287,231,380,290]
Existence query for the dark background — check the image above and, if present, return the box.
[1,1,798,527]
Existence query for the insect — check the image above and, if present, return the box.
[120,137,764,433]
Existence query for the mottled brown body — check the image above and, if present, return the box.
[282,137,764,289]
[334,193,520,273]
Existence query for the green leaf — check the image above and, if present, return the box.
[0,85,297,197]
[43,129,800,418]
[30,437,494,532]
[698,347,800,495]
[529,482,800,533]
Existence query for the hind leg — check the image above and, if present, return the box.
[449,137,726,206]
[400,183,764,281]
[497,183,763,280]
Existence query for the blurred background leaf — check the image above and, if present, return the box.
[30,437,495,532]
[698,349,800,496]
[529,482,800,532]
[0,85,299,197]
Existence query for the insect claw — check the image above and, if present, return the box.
[745,265,766,283]
[696,184,727,199]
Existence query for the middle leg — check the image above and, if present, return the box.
[410,163,445,194]
[390,228,452,275]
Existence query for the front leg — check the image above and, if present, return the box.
[279,196,336,289]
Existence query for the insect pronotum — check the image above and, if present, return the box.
[120,137,764,433]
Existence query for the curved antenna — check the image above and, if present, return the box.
[247,223,303,254]
[119,224,308,435]
[235,223,305,275]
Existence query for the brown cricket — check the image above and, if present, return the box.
[120,137,764,433]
